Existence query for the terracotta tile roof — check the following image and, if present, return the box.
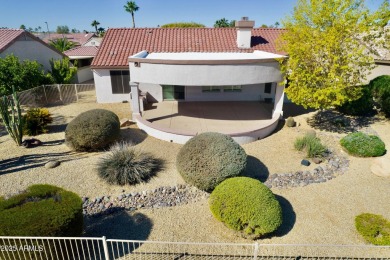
[0,29,65,57]
[0,29,25,52]
[38,33,96,46]
[92,28,286,68]
[64,46,99,57]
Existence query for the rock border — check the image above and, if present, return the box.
[83,184,209,217]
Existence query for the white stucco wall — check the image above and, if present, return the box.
[129,62,282,86]
[367,64,390,82]
[185,83,276,102]
[76,66,94,83]
[0,36,63,71]
[93,69,131,103]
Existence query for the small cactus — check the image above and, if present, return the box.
[286,117,296,127]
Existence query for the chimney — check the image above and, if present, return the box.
[235,17,255,49]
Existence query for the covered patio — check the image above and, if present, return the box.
[133,101,281,144]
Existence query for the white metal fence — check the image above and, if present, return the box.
[16,84,95,108]
[0,236,389,260]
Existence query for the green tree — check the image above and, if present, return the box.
[48,58,77,84]
[49,38,77,52]
[91,20,100,34]
[124,1,139,28]
[161,22,205,28]
[214,18,236,28]
[97,27,105,37]
[56,25,70,34]
[279,0,390,109]
[71,28,80,33]
[0,54,51,96]
[19,24,26,30]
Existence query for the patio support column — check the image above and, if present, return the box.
[272,84,285,118]
[130,82,141,115]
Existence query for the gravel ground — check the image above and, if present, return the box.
[1,100,390,246]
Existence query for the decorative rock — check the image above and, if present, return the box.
[22,138,42,148]
[312,158,322,164]
[371,156,390,177]
[301,159,311,166]
[306,129,317,137]
[120,118,131,127]
[44,160,60,169]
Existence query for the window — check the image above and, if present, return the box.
[223,85,242,92]
[202,86,221,93]
[110,70,130,94]
[264,82,272,94]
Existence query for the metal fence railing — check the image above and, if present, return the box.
[0,236,389,260]
[16,84,95,108]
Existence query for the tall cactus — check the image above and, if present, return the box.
[0,87,23,145]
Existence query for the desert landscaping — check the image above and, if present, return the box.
[1,97,389,246]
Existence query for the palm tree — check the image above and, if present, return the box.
[91,20,100,34]
[49,38,77,52]
[124,1,139,28]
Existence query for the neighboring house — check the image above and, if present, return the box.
[0,29,64,71]
[64,46,99,83]
[368,48,390,82]
[37,33,96,46]
[92,18,287,143]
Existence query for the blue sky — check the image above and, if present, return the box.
[0,0,386,31]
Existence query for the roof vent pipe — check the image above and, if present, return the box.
[235,17,255,49]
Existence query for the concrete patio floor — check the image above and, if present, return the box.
[142,101,275,134]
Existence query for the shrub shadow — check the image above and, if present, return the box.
[241,156,269,182]
[120,128,148,145]
[84,211,153,257]
[283,103,315,117]
[307,110,381,133]
[0,151,87,175]
[265,195,296,238]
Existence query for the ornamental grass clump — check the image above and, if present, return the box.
[97,142,163,185]
[0,184,83,236]
[176,132,247,192]
[294,133,327,158]
[65,109,121,151]
[340,132,386,157]
[355,213,390,245]
[209,177,282,239]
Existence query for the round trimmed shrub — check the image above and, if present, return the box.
[65,109,121,151]
[355,213,390,245]
[176,132,247,192]
[340,132,386,157]
[0,184,83,236]
[337,85,374,116]
[370,75,390,117]
[97,142,162,185]
[209,177,282,239]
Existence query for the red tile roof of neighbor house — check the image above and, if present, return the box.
[0,29,65,57]
[38,33,96,46]
[91,28,286,68]
[64,46,99,57]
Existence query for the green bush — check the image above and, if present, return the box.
[340,132,386,157]
[0,184,83,236]
[23,107,53,136]
[97,143,163,185]
[337,85,374,116]
[355,213,390,245]
[370,75,390,117]
[65,109,121,151]
[209,177,282,239]
[176,132,247,192]
[294,134,327,158]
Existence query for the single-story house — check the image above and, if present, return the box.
[64,46,99,83]
[37,32,97,47]
[91,18,287,144]
[0,29,64,71]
